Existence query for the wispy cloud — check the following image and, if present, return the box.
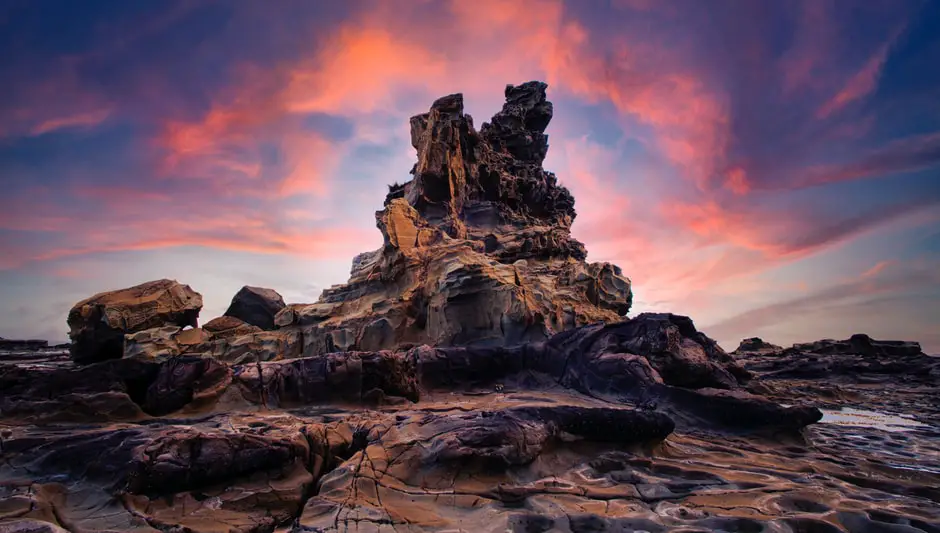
[817,24,906,118]
[702,258,940,344]
[30,108,113,136]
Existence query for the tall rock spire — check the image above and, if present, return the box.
[277,82,632,355]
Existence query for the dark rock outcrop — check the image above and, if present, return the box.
[275,82,631,356]
[223,286,285,330]
[736,333,940,419]
[793,333,923,358]
[734,337,783,354]
[66,279,202,364]
[0,338,49,351]
[3,312,813,431]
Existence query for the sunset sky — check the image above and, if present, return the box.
[1,0,938,351]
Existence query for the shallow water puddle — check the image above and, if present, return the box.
[819,407,929,432]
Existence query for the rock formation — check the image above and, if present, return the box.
[275,82,631,355]
[3,82,938,533]
[202,315,263,339]
[733,337,783,354]
[0,338,49,351]
[792,333,923,357]
[737,333,940,422]
[223,286,286,330]
[67,279,202,364]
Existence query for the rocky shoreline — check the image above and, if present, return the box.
[1,82,937,533]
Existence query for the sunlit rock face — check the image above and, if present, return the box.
[66,279,202,364]
[277,82,632,355]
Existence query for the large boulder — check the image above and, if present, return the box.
[733,337,783,354]
[223,286,286,330]
[66,279,202,364]
[276,82,632,355]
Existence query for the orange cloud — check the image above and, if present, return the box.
[28,229,372,263]
[283,27,448,115]
[724,167,751,195]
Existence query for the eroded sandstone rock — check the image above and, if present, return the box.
[67,279,202,364]
[202,315,264,339]
[123,326,211,360]
[276,82,632,356]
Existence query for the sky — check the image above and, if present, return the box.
[1,0,939,352]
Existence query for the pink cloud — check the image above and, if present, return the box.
[779,0,836,95]
[3,0,929,316]
[790,131,940,189]
[860,260,895,279]
[816,27,902,118]
[30,108,113,135]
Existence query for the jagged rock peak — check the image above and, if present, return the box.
[387,81,584,261]
[273,82,633,356]
[481,81,554,162]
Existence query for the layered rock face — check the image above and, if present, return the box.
[67,279,202,364]
[277,82,631,355]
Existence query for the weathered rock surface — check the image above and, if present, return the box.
[123,326,212,360]
[224,286,286,330]
[2,313,812,430]
[3,324,937,533]
[202,315,263,339]
[67,279,202,364]
[276,82,631,356]
[736,333,940,424]
[792,333,923,357]
[2,351,937,533]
